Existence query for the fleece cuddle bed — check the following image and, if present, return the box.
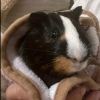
[1,8,100,100]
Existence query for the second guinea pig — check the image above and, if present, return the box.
[18,6,91,87]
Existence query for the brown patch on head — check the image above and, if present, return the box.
[54,56,74,74]
[60,34,66,40]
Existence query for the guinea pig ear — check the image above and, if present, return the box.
[72,6,82,21]
[28,12,49,28]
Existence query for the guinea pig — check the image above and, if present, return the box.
[18,6,90,87]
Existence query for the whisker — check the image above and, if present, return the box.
[33,59,53,65]
[43,62,54,66]
[23,48,59,54]
[23,47,67,55]
[54,47,66,52]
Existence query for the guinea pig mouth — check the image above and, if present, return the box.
[73,61,88,72]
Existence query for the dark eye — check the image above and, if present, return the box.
[52,32,58,38]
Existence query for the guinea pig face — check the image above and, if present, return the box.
[57,15,89,74]
[27,7,89,75]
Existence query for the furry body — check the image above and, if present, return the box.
[18,7,90,87]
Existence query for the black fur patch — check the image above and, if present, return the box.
[18,12,69,87]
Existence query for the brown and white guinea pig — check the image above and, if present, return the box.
[18,6,90,87]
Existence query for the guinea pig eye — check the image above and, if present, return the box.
[52,32,58,38]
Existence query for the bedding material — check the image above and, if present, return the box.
[71,0,100,29]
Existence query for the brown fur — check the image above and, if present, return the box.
[54,56,74,74]
[60,34,66,40]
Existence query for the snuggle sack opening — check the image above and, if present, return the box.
[1,10,100,100]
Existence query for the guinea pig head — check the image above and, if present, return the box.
[18,7,90,87]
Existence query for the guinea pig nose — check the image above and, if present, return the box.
[72,58,78,63]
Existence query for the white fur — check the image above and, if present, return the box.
[73,60,88,72]
[60,16,88,72]
[60,15,88,72]
[60,15,87,62]
[49,83,59,100]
